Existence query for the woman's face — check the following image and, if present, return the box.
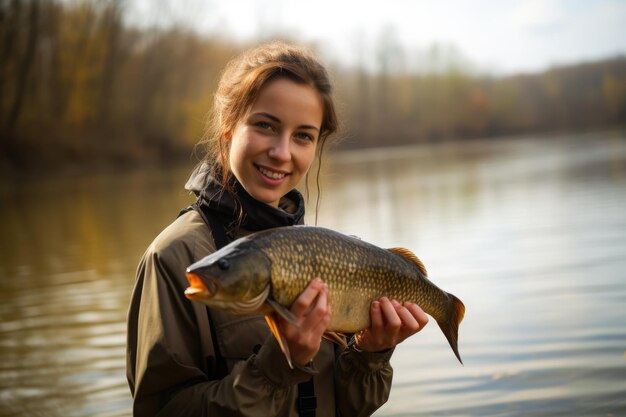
[228,77,323,207]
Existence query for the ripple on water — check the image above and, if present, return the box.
[3,134,626,416]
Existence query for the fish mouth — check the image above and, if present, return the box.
[184,272,218,299]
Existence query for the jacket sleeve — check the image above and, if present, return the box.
[334,340,395,417]
[126,235,315,417]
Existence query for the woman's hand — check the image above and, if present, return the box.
[355,297,429,352]
[278,277,332,366]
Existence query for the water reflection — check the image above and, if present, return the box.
[0,168,195,417]
[315,132,626,416]
[1,132,625,416]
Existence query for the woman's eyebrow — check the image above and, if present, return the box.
[251,112,319,131]
[252,112,281,123]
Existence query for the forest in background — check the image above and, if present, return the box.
[1,0,625,173]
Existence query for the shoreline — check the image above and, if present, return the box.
[1,126,623,181]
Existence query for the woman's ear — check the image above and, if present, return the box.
[225,129,233,141]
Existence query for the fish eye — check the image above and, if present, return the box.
[217,258,230,270]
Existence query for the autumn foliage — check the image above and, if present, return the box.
[1,0,625,172]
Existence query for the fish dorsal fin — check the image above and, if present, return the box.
[388,247,428,277]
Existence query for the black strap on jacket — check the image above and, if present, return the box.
[297,377,317,417]
[185,202,317,416]
[193,201,231,250]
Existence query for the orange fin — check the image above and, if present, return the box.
[267,298,298,325]
[323,331,348,348]
[264,314,293,369]
[388,247,428,276]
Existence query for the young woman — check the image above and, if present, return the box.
[126,41,429,417]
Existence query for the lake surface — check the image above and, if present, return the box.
[1,131,625,416]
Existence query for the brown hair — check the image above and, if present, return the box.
[198,41,339,201]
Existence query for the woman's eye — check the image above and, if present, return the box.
[255,121,273,131]
[295,132,315,142]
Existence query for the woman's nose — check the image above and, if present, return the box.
[268,134,291,162]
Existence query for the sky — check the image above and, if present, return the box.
[127,0,626,75]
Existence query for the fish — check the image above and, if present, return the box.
[185,225,465,367]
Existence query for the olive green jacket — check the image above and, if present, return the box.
[126,209,394,416]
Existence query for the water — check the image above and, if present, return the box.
[1,131,625,416]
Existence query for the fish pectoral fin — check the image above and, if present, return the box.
[264,314,294,369]
[266,298,298,325]
[388,247,428,277]
[323,331,348,348]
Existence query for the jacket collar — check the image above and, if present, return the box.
[185,163,305,233]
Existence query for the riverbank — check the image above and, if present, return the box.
[3,126,624,181]
[0,132,193,180]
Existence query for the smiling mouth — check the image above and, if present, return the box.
[255,165,289,180]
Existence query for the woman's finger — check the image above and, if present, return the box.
[301,284,330,329]
[369,300,384,331]
[309,306,332,338]
[379,297,402,329]
[392,300,421,334]
[290,277,324,317]
[404,302,429,329]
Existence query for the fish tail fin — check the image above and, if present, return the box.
[436,293,465,365]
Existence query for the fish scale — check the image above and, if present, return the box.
[185,225,465,363]
[255,227,444,330]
